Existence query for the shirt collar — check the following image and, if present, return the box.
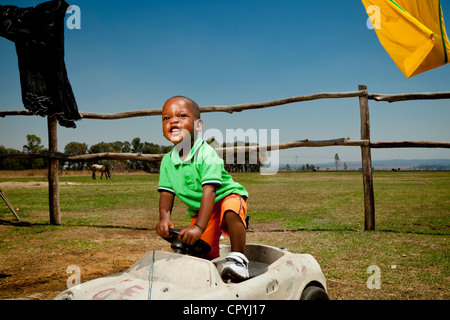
[170,137,204,166]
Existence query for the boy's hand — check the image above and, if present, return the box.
[156,219,174,238]
[179,226,203,246]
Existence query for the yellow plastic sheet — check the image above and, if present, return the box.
[362,0,450,78]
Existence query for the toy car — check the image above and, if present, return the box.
[54,229,329,300]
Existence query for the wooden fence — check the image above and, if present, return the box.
[1,85,449,229]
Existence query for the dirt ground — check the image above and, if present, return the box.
[0,226,163,300]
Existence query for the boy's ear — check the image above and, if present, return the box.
[195,119,203,131]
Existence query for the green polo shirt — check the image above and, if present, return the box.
[158,138,248,217]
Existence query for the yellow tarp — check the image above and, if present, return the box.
[362,0,450,78]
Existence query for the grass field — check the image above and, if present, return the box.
[0,171,448,300]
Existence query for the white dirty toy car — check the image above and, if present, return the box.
[54,228,329,300]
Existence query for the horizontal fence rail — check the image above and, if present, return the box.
[2,139,448,163]
[368,92,450,102]
[1,91,449,120]
[1,91,367,119]
[370,141,450,148]
[0,138,371,162]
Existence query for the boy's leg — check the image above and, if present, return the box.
[220,194,249,281]
[219,194,247,244]
[224,210,246,254]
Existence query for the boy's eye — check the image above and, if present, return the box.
[179,114,187,118]
[163,116,170,121]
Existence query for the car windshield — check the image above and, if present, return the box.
[126,251,213,289]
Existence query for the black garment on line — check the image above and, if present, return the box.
[0,0,81,128]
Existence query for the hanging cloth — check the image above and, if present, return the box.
[0,0,81,128]
[362,0,450,78]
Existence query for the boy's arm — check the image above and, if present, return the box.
[194,184,217,231]
[179,184,216,245]
[156,191,175,238]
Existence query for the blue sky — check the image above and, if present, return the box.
[1,0,449,166]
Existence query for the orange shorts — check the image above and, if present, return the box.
[190,194,247,260]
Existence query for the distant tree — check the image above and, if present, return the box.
[64,142,88,170]
[23,134,44,154]
[131,137,143,154]
[142,142,163,172]
[110,141,124,153]
[343,162,348,171]
[334,153,340,171]
[143,142,162,154]
[129,138,144,170]
[2,136,173,172]
[23,134,46,169]
[65,142,88,155]
[88,141,112,154]
[0,145,27,170]
[302,163,316,172]
[121,141,131,153]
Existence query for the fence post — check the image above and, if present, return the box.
[48,116,61,225]
[359,85,375,230]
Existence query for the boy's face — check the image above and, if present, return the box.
[162,97,202,145]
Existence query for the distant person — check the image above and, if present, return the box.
[155,96,249,281]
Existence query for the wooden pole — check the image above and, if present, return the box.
[359,85,375,230]
[0,189,20,221]
[47,116,61,225]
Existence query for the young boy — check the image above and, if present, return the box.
[156,96,249,281]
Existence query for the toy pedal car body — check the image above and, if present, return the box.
[54,243,328,300]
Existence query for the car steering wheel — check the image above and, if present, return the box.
[163,228,211,256]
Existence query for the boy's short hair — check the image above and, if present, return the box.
[169,96,201,119]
